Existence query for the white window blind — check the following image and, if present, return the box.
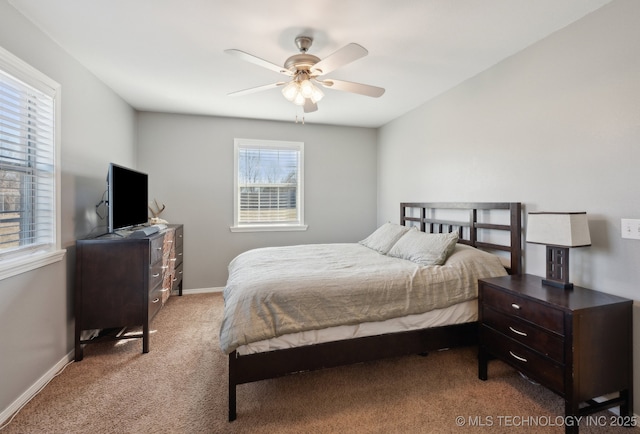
[0,50,58,265]
[232,138,306,232]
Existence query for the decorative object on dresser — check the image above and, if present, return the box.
[148,198,168,225]
[526,212,591,289]
[74,224,184,361]
[478,274,633,434]
[224,202,523,421]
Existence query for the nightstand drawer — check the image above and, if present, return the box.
[483,306,564,363]
[481,326,564,394]
[483,285,564,335]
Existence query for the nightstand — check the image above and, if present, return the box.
[478,274,633,434]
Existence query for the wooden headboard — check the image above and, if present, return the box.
[400,202,522,275]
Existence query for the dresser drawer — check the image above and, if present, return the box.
[175,225,184,248]
[150,234,165,264]
[171,262,184,292]
[483,306,564,363]
[482,285,564,335]
[481,326,564,395]
[174,242,184,267]
[148,286,163,320]
[149,262,164,291]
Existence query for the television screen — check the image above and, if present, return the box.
[107,163,148,232]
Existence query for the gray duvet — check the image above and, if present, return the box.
[219,243,507,354]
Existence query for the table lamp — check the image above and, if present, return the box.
[526,212,591,289]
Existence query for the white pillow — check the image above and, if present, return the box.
[359,223,413,254]
[387,230,459,266]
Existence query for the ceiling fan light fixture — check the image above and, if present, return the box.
[293,92,306,106]
[310,85,324,103]
[299,79,315,98]
[282,75,323,107]
[281,81,299,102]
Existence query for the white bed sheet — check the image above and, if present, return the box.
[236,298,477,355]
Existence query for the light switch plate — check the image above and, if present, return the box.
[621,218,640,240]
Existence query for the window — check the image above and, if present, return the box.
[0,46,64,280]
[231,138,307,232]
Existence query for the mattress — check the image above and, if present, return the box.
[237,298,477,355]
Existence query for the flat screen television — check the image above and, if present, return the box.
[107,163,149,233]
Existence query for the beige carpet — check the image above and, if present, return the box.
[1,292,637,433]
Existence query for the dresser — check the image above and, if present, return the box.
[75,224,184,360]
[478,274,633,433]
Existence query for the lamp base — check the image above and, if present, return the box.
[543,245,573,290]
[542,278,574,289]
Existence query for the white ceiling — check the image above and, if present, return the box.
[9,0,611,128]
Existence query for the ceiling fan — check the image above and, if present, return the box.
[225,36,385,113]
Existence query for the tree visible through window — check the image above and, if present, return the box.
[233,138,306,231]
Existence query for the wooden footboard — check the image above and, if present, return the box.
[229,322,478,421]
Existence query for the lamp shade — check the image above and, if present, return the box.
[526,212,591,247]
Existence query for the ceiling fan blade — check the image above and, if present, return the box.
[228,82,286,97]
[303,99,318,113]
[225,49,292,76]
[310,43,368,76]
[318,79,385,98]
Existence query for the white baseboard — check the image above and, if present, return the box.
[179,287,223,295]
[0,350,74,426]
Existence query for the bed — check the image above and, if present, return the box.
[222,202,522,421]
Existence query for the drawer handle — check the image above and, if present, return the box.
[178,252,183,256]
[160,287,170,292]
[172,277,177,282]
[152,273,160,278]
[509,326,527,337]
[509,351,527,363]
[170,258,177,262]
[511,303,521,310]
[152,298,160,304]
[156,247,162,251]
[178,270,183,275]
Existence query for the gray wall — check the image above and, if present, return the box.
[0,1,137,417]
[136,112,378,289]
[378,0,639,412]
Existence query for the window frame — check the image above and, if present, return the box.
[0,46,65,280]
[230,138,307,232]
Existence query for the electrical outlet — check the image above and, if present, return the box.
[621,218,640,240]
